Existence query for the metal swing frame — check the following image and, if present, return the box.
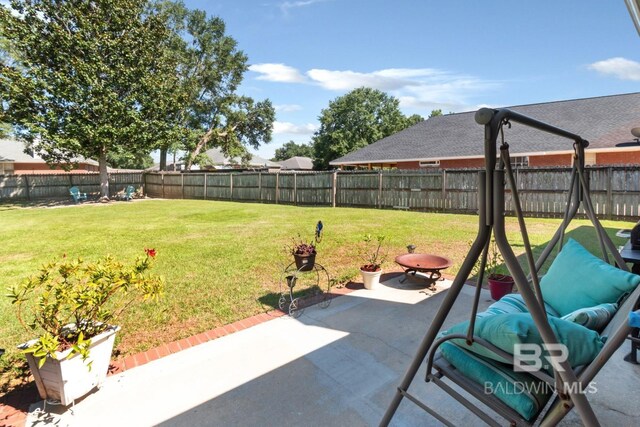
[380,107,637,427]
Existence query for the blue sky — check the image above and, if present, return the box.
[181,0,640,160]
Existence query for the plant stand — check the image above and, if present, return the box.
[279,262,331,318]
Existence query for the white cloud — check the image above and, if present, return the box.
[280,0,329,14]
[251,62,498,114]
[306,68,420,91]
[273,121,318,135]
[588,57,640,81]
[274,104,303,112]
[248,63,307,83]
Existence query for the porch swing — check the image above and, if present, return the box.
[380,108,640,427]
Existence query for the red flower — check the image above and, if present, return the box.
[145,248,157,258]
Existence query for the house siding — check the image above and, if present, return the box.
[13,162,99,174]
[528,154,572,167]
[440,158,485,169]
[596,151,640,165]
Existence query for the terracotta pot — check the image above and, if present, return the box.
[294,253,316,272]
[361,268,382,290]
[488,274,514,301]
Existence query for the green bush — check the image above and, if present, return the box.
[7,249,164,367]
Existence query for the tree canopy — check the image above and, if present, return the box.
[272,141,314,161]
[153,1,275,171]
[312,87,422,169]
[0,0,180,196]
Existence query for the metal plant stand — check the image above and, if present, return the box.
[279,262,331,318]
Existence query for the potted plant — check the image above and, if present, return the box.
[289,238,317,271]
[472,238,515,300]
[288,221,323,272]
[7,249,164,406]
[359,234,387,290]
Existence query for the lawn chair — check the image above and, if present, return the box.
[117,185,135,201]
[381,108,640,427]
[69,186,87,203]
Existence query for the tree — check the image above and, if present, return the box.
[272,141,314,161]
[429,109,443,118]
[107,150,154,170]
[406,114,424,126]
[154,1,275,171]
[0,0,179,197]
[312,87,419,170]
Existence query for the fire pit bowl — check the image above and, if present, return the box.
[395,253,452,289]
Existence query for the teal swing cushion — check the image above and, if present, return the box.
[440,342,552,421]
[476,293,560,319]
[561,303,618,331]
[442,313,604,372]
[540,238,640,316]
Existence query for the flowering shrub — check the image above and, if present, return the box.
[7,249,164,367]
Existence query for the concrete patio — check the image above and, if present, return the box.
[26,275,640,426]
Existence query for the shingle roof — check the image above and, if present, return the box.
[0,138,99,165]
[204,147,281,168]
[279,156,314,170]
[330,92,640,165]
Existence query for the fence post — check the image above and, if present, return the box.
[143,173,147,197]
[332,171,337,207]
[24,175,31,200]
[378,171,383,209]
[275,173,279,204]
[204,173,208,199]
[181,173,185,199]
[606,166,613,220]
[294,172,298,205]
[162,173,165,199]
[229,173,234,200]
[441,169,447,210]
[258,172,262,202]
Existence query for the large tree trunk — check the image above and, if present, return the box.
[159,147,167,171]
[99,149,109,198]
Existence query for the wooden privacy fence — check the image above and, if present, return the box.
[0,172,144,200]
[144,166,640,219]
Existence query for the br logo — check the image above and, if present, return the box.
[513,343,569,372]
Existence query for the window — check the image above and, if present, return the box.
[510,156,529,167]
[419,160,440,168]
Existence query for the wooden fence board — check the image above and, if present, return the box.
[0,172,144,200]
[5,167,639,220]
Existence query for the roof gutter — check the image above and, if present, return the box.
[626,0,640,36]
[329,146,640,166]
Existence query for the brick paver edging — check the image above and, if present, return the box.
[0,284,359,427]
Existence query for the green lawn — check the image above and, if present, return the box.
[0,199,635,387]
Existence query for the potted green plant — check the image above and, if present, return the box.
[472,239,514,300]
[360,234,387,290]
[7,249,164,406]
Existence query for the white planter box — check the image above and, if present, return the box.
[20,326,120,406]
[361,269,382,290]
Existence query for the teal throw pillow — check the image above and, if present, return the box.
[561,303,618,331]
[477,293,560,319]
[540,238,640,316]
[443,313,604,373]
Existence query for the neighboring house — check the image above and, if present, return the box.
[201,147,281,172]
[330,92,640,170]
[0,139,99,174]
[278,156,314,171]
